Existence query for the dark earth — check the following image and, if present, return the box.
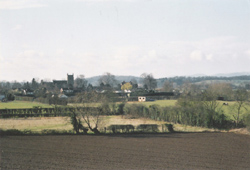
[1,132,250,170]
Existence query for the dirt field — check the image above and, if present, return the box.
[1,133,250,170]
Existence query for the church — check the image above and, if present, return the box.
[53,74,74,89]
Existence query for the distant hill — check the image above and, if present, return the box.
[212,72,250,77]
[86,75,141,86]
[157,75,250,88]
[86,73,250,88]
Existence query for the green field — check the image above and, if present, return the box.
[1,100,249,121]
[0,101,53,109]
[128,100,250,120]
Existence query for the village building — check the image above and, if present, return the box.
[53,74,74,89]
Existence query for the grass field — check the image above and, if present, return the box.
[128,99,177,107]
[1,100,250,120]
[0,115,219,133]
[0,101,52,109]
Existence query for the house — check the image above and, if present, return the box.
[138,96,146,102]
[0,94,5,101]
[23,89,34,96]
[58,94,68,99]
[60,88,74,94]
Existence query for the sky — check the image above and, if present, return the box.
[1,0,250,82]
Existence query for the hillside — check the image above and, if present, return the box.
[86,75,141,86]
[86,73,250,88]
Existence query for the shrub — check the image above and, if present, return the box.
[165,124,174,133]
[136,124,159,133]
[117,103,125,115]
[0,129,23,136]
[107,124,134,133]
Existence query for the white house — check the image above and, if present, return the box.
[138,96,146,102]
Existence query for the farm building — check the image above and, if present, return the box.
[138,96,146,102]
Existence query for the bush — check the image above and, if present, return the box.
[0,129,23,136]
[117,103,125,115]
[107,124,134,133]
[136,124,159,133]
[165,124,174,133]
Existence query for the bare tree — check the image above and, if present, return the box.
[140,73,157,90]
[74,74,88,89]
[72,91,109,134]
[231,89,249,127]
[162,80,174,92]
[98,72,118,88]
[208,83,233,100]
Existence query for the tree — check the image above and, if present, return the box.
[74,75,88,90]
[23,82,31,89]
[201,87,223,128]
[231,89,249,127]
[207,83,233,100]
[12,81,22,89]
[98,72,118,88]
[35,87,47,98]
[31,78,39,90]
[162,80,174,92]
[86,83,93,91]
[73,91,110,134]
[141,73,157,90]
[121,82,132,91]
[181,82,201,97]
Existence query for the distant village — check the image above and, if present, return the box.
[1,73,250,104]
[0,73,176,104]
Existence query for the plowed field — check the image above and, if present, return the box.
[1,133,250,170]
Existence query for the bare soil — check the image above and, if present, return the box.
[1,132,250,170]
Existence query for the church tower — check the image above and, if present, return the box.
[67,74,74,88]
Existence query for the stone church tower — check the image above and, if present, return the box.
[67,74,74,88]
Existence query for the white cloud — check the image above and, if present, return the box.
[206,54,213,61]
[190,50,203,61]
[1,35,250,81]
[0,0,47,10]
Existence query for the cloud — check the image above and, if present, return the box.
[190,50,203,61]
[1,35,250,81]
[0,0,47,10]
[11,24,22,31]
[205,54,213,61]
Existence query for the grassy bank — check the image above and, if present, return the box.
[0,116,219,134]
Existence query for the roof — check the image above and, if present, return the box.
[58,94,68,99]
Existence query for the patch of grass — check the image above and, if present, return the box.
[0,101,53,109]
[128,100,177,107]
[217,101,250,120]
[0,117,72,132]
[28,123,70,131]
[68,103,100,107]
[0,116,216,134]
